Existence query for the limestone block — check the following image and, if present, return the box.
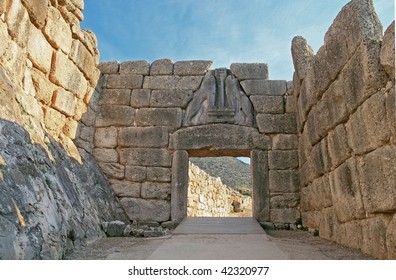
[22,0,49,28]
[120,198,171,222]
[98,162,125,180]
[120,148,172,167]
[94,127,118,148]
[73,99,88,120]
[329,158,365,223]
[0,20,7,58]
[335,220,362,250]
[125,166,146,182]
[92,148,118,163]
[146,167,171,182]
[285,95,297,113]
[119,127,168,148]
[109,180,141,198]
[269,170,300,193]
[141,182,171,199]
[298,130,312,166]
[1,40,27,83]
[69,40,98,84]
[268,150,298,170]
[119,60,150,75]
[99,61,119,74]
[77,125,95,143]
[291,36,314,82]
[309,138,331,177]
[300,175,332,211]
[63,118,78,139]
[270,209,299,224]
[241,80,287,96]
[5,0,30,47]
[251,150,269,221]
[301,210,321,229]
[104,74,143,89]
[143,75,203,91]
[272,134,298,150]
[95,105,135,127]
[270,194,300,209]
[358,145,396,213]
[0,0,6,14]
[150,59,173,75]
[361,216,390,259]
[230,63,268,80]
[346,92,390,156]
[173,60,212,76]
[51,88,76,117]
[150,90,193,108]
[135,108,182,130]
[386,215,396,259]
[27,26,53,74]
[327,124,351,169]
[380,22,395,78]
[386,86,396,142]
[130,89,150,108]
[98,89,131,106]
[297,67,317,120]
[43,7,72,53]
[44,107,66,135]
[50,51,87,98]
[256,114,297,134]
[249,95,284,114]
[319,207,339,240]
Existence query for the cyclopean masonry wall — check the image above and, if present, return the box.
[94,60,299,228]
[291,0,395,259]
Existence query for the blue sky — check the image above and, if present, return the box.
[82,0,394,80]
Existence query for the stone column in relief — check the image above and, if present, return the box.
[251,150,270,222]
[171,150,189,222]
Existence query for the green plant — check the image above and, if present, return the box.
[313,229,319,236]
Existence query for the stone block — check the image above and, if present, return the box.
[73,99,88,120]
[241,80,287,96]
[130,89,150,108]
[98,89,131,106]
[6,0,30,47]
[99,61,119,74]
[269,170,300,193]
[69,40,98,84]
[150,59,173,75]
[120,198,171,222]
[291,36,314,82]
[27,25,53,74]
[173,60,212,76]
[95,105,135,127]
[386,215,396,259]
[119,127,168,148]
[346,92,390,156]
[120,148,172,167]
[358,145,396,214]
[63,118,78,139]
[94,127,118,148]
[150,90,193,108]
[106,220,127,237]
[21,0,49,28]
[335,220,363,250]
[51,88,76,117]
[268,150,298,170]
[98,162,125,180]
[125,166,146,182]
[270,194,300,209]
[50,51,87,98]
[92,148,118,163]
[272,134,298,150]
[256,114,297,133]
[119,60,150,75]
[146,167,171,182]
[270,209,300,224]
[230,63,268,80]
[104,74,143,89]
[301,210,321,229]
[251,150,269,222]
[249,95,284,114]
[380,22,395,78]
[44,107,66,135]
[143,75,203,90]
[319,207,339,240]
[361,216,390,260]
[141,182,171,199]
[329,158,365,223]
[171,150,189,222]
[77,125,94,143]
[285,95,297,113]
[300,175,332,211]
[135,108,182,130]
[327,124,351,169]
[43,7,72,53]
[310,138,331,176]
[109,180,141,198]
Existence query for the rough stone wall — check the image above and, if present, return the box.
[0,0,129,259]
[187,162,252,217]
[292,0,395,259]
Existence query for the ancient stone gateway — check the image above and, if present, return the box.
[95,61,299,227]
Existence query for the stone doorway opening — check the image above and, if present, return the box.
[187,156,252,217]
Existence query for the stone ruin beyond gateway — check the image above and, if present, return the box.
[95,61,299,226]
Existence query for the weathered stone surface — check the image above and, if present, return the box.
[241,80,287,96]
[95,105,135,127]
[386,215,396,259]
[380,22,395,78]
[143,76,203,90]
[310,138,331,177]
[269,170,300,193]
[251,150,269,222]
[135,108,182,130]
[150,90,193,108]
[110,180,141,198]
[63,118,78,139]
[141,182,171,199]
[94,127,118,148]
[51,88,76,117]
[99,61,119,74]
[146,167,171,182]
[98,162,125,180]
[272,134,298,150]
[92,148,118,163]
[327,124,351,168]
[120,198,171,222]
[334,220,363,250]
[270,194,300,209]
[104,74,143,89]
[171,150,189,222]
[173,60,212,76]
[119,127,168,148]
[27,26,53,74]
[21,0,49,28]
[6,0,30,47]
[98,89,131,105]
[230,63,268,80]
[125,166,146,182]
[119,60,150,75]
[361,216,390,259]
[256,114,297,133]
[249,95,284,114]
[291,36,314,82]
[301,210,321,229]
[268,150,298,170]
[69,40,98,84]
[130,89,150,108]
[106,220,127,237]
[120,148,172,167]
[319,207,339,240]
[270,209,300,224]
[43,7,72,53]
[44,107,67,136]
[300,175,332,211]
[150,59,173,75]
